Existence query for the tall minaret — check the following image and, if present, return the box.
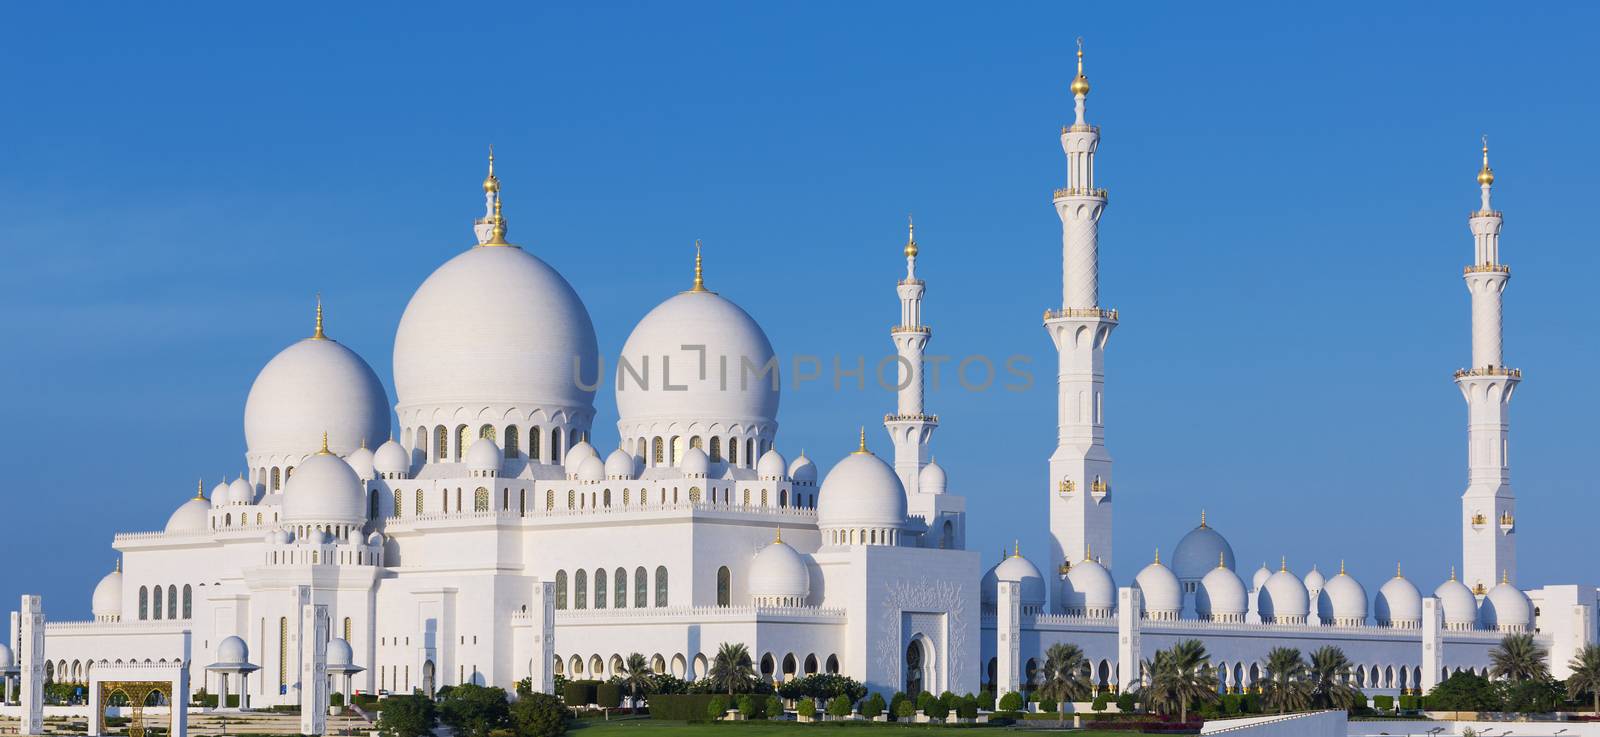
[1044,39,1117,602]
[1458,138,1518,591]
[886,217,938,496]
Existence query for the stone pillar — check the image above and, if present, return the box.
[530,580,556,694]
[996,581,1020,696]
[18,596,44,737]
[173,666,189,737]
[218,673,230,711]
[299,604,329,736]
[1421,597,1442,693]
[1116,587,1141,692]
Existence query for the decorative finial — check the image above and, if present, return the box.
[195,478,206,500]
[1477,136,1494,186]
[774,526,783,544]
[852,427,869,454]
[483,145,499,193]
[1153,547,1161,565]
[1449,565,1457,581]
[1339,559,1346,575]
[115,557,122,573]
[1013,539,1020,557]
[360,436,368,450]
[1218,551,1226,569]
[1070,37,1091,97]
[484,197,511,246]
[1199,509,1207,528]
[1501,569,1508,584]
[688,240,708,292]
[904,214,919,259]
[312,293,327,340]
[1084,542,1093,561]
[318,431,332,456]
[1280,556,1287,572]
[1396,562,1403,578]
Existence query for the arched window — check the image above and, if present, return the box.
[690,436,703,449]
[546,489,554,510]
[551,428,563,464]
[455,425,471,461]
[623,488,630,505]
[574,570,588,609]
[760,489,768,507]
[636,437,647,459]
[709,437,722,462]
[825,654,839,674]
[138,586,148,620]
[716,566,731,607]
[780,490,788,507]
[442,490,449,513]
[479,424,495,441]
[152,586,163,619]
[595,569,608,609]
[370,491,380,520]
[435,426,449,462]
[614,567,627,608]
[504,426,519,458]
[670,436,682,465]
[279,617,289,689]
[182,585,192,619]
[519,489,526,516]
[689,486,702,503]
[344,617,352,642]
[394,490,404,518]
[255,512,262,524]
[529,427,542,460]
[567,490,575,509]
[655,566,668,607]
[652,437,664,465]
[554,571,568,609]
[635,567,648,608]
[746,440,755,465]
[603,489,612,507]
[474,487,489,512]
[270,467,281,491]
[415,490,425,517]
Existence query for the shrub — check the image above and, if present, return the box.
[510,692,569,737]
[925,696,950,720]
[1242,693,1263,713]
[594,683,621,709]
[798,699,817,719]
[330,692,346,707]
[957,694,978,719]
[1373,694,1394,712]
[560,680,598,706]
[861,693,886,719]
[377,694,437,737]
[978,690,996,711]
[999,691,1023,711]
[644,694,720,721]
[826,695,852,718]
[737,695,757,718]
[765,695,784,719]
[889,692,908,720]
[438,684,512,737]
[1117,692,1137,713]
[707,696,728,720]
[1092,692,1110,712]
[1037,697,1057,713]
[916,691,937,711]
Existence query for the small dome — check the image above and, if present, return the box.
[210,481,231,502]
[816,448,908,530]
[993,553,1047,607]
[374,439,410,478]
[576,455,605,483]
[1304,566,1326,593]
[0,642,13,670]
[756,449,788,480]
[1134,558,1182,616]
[327,637,354,667]
[466,437,502,474]
[1251,564,1273,591]
[604,449,637,479]
[91,565,123,619]
[1482,580,1531,631]
[1318,571,1368,624]
[1197,565,1248,620]
[616,289,779,429]
[1062,558,1116,614]
[244,335,390,465]
[1260,567,1310,621]
[216,636,249,665]
[1171,517,1235,582]
[345,445,376,481]
[1375,574,1422,627]
[680,446,710,477]
[165,493,212,534]
[282,452,366,525]
[919,461,947,494]
[564,439,598,475]
[787,453,817,484]
[749,537,810,603]
[227,477,256,506]
[1435,576,1478,627]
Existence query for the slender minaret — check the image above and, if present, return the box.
[1458,138,1518,591]
[886,217,938,496]
[1044,39,1117,603]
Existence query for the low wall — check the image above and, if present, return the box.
[1201,710,1346,737]
[1352,720,1600,737]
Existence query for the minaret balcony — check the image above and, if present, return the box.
[1061,124,1100,135]
[1053,186,1108,201]
[884,413,939,424]
[1454,366,1521,379]
[890,324,931,335]
[1469,209,1503,219]
[896,278,925,286]
[1044,307,1118,321]
[1464,264,1510,275]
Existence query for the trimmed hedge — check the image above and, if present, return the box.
[594,683,622,709]
[647,694,722,722]
[562,680,600,706]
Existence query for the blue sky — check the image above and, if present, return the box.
[3,3,1598,618]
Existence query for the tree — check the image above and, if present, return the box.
[1426,672,1501,712]
[998,691,1023,711]
[438,684,512,737]
[1143,640,1218,722]
[861,693,886,719]
[707,696,728,720]
[706,642,759,696]
[1037,642,1093,711]
[737,694,758,717]
[1489,633,1551,682]
[1307,646,1358,710]
[765,695,785,720]
[377,694,438,737]
[1502,677,1562,713]
[619,652,653,705]
[1567,644,1600,714]
[826,695,853,718]
[510,692,570,737]
[798,698,817,719]
[894,699,915,719]
[1259,647,1311,715]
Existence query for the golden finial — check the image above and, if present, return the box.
[1012,539,1020,557]
[1474,581,1487,595]
[311,293,327,340]
[318,431,332,456]
[484,197,511,246]
[1218,551,1226,569]
[1396,562,1403,578]
[483,145,499,193]
[1450,565,1457,581]
[1199,509,1207,528]
[1501,569,1509,584]
[1477,135,1495,186]
[1084,543,1093,562]
[852,427,869,454]
[774,526,783,544]
[904,214,919,258]
[195,478,206,500]
[687,240,708,293]
[1070,37,1091,97]
[1153,547,1161,565]
[360,436,368,450]
[1280,556,1287,572]
[1339,560,1346,575]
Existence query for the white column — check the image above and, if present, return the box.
[530,580,556,694]
[996,581,1020,696]
[173,667,189,737]
[18,595,43,737]
[299,604,329,736]
[1421,597,1442,693]
[1116,588,1141,693]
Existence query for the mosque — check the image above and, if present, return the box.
[4,46,1595,715]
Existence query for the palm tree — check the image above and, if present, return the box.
[620,652,653,705]
[1137,650,1176,716]
[1566,644,1600,713]
[1260,647,1311,715]
[1037,643,1093,711]
[1307,646,1357,709]
[1489,633,1550,682]
[1148,640,1217,722]
[707,642,758,696]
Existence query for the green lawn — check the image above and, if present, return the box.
[569,718,1134,737]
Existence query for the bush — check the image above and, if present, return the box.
[1117,692,1137,713]
[1425,673,1497,712]
[1037,697,1057,713]
[925,696,950,720]
[707,696,727,720]
[826,695,853,718]
[889,692,908,720]
[438,684,512,737]
[1092,692,1110,712]
[957,693,979,719]
[999,691,1023,711]
[798,699,817,719]
[916,691,937,712]
[765,695,784,719]
[861,693,886,719]
[330,692,346,707]
[645,694,720,721]
[377,694,437,737]
[978,690,996,711]
[510,692,569,737]
[594,683,621,709]
[1373,694,1394,712]
[1242,693,1263,713]
[736,695,757,718]
[561,680,598,706]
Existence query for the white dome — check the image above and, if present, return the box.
[757,449,788,480]
[91,565,122,619]
[1304,566,1326,593]
[1063,558,1116,614]
[366,531,384,546]
[919,461,947,493]
[1434,577,1478,627]
[227,477,255,506]
[563,439,598,475]
[1134,559,1182,616]
[1251,564,1273,591]
[615,290,779,428]
[216,636,249,665]
[1375,574,1422,626]
[394,244,599,418]
[165,492,212,534]
[0,643,12,670]
[374,439,410,477]
[244,336,390,464]
[281,451,366,525]
[749,538,810,603]
[992,554,1047,607]
[210,480,231,503]
[466,437,502,474]
[816,449,907,530]
[1260,567,1310,621]
[604,448,637,479]
[327,637,354,667]
[1172,519,1236,582]
[679,446,710,477]
[1482,581,1531,630]
[576,455,605,483]
[1318,572,1368,624]
[345,445,376,481]
[788,454,817,484]
[1197,565,1248,619]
